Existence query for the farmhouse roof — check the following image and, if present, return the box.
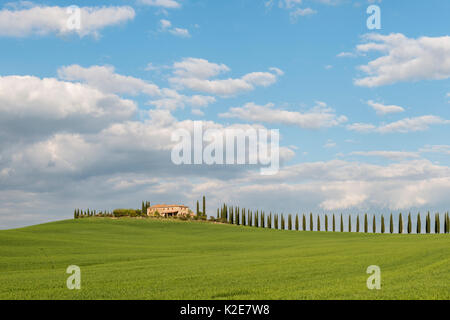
[150,204,188,208]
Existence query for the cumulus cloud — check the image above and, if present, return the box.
[57,64,216,111]
[0,4,135,38]
[159,19,190,38]
[138,0,181,9]
[0,75,136,140]
[355,33,450,87]
[169,58,282,96]
[220,101,347,129]
[350,151,420,160]
[347,115,450,133]
[367,100,405,115]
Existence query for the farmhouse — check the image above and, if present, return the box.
[147,204,193,217]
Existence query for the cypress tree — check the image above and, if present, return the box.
[417,213,421,234]
[390,213,394,234]
[364,214,368,233]
[325,215,328,232]
[310,213,314,231]
[275,214,279,230]
[407,213,412,234]
[332,214,336,232]
[217,208,219,219]
[74,209,77,219]
[426,212,431,234]
[242,208,246,226]
[381,215,385,234]
[202,196,206,217]
[435,213,440,234]
[340,214,344,232]
[295,214,299,231]
[373,215,376,233]
[255,210,259,227]
[288,214,292,230]
[317,215,320,232]
[249,210,252,227]
[356,215,360,233]
[348,215,352,233]
[196,201,200,216]
[399,213,403,234]
[236,208,240,225]
[302,214,306,231]
[142,201,145,216]
[445,212,449,234]
[281,215,285,230]
[268,213,272,229]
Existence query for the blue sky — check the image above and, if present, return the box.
[1,0,450,228]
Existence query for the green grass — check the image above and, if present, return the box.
[0,218,449,300]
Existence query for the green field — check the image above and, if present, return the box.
[0,218,448,300]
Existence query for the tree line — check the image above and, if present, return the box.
[215,205,450,234]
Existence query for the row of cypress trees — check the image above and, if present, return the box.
[74,208,113,218]
[215,206,450,234]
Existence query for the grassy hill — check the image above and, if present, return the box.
[0,218,448,300]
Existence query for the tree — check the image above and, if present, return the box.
[325,215,328,232]
[398,213,403,234]
[303,214,306,231]
[74,209,77,219]
[348,215,352,233]
[230,207,234,224]
[217,208,219,219]
[142,201,145,217]
[373,215,376,233]
[242,208,246,226]
[274,214,278,230]
[236,208,240,225]
[255,210,259,227]
[435,213,440,234]
[445,212,449,234]
[249,210,252,227]
[356,215,360,233]
[426,212,431,234]
[340,214,344,232]
[407,213,412,234]
[295,214,299,231]
[268,213,272,229]
[317,215,320,232]
[390,213,394,234]
[381,215,385,234]
[332,214,336,232]
[417,213,421,234]
[261,212,265,228]
[196,201,200,216]
[288,214,292,230]
[281,214,285,230]
[364,214,368,233]
[310,213,314,231]
[203,196,206,217]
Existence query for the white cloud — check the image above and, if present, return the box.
[337,51,357,58]
[0,76,137,125]
[367,100,405,115]
[138,0,181,9]
[355,33,450,87]
[57,64,216,111]
[0,4,135,38]
[58,65,161,96]
[159,19,190,38]
[220,101,347,129]
[350,151,420,160]
[170,58,282,96]
[290,7,317,20]
[347,115,450,133]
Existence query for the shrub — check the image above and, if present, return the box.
[113,209,139,217]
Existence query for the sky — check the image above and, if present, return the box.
[1,0,450,229]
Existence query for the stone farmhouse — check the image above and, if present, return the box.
[147,204,193,218]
